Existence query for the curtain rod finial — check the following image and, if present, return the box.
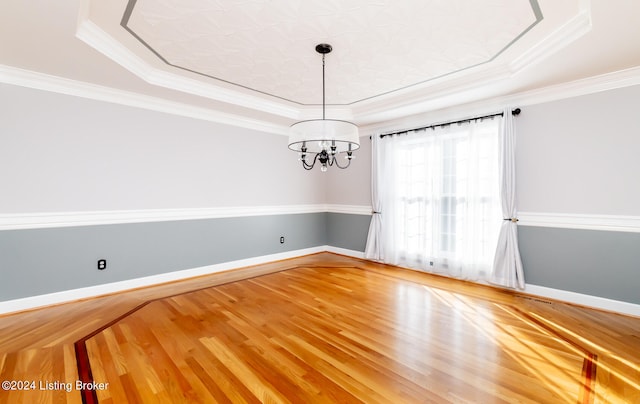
[512,108,521,116]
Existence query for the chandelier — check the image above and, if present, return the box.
[288,44,360,172]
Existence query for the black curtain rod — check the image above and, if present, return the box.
[378,108,521,139]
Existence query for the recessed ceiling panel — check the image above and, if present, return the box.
[122,0,541,105]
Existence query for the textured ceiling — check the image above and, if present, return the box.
[2,0,639,133]
[122,0,540,105]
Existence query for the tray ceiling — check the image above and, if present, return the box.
[121,0,540,105]
[2,0,639,132]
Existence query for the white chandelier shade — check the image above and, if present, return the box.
[288,119,360,154]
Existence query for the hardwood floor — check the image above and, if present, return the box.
[1,253,639,403]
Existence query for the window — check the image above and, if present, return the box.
[380,118,502,282]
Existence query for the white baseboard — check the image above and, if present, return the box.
[0,246,326,315]
[2,246,638,319]
[317,248,640,317]
[523,284,640,318]
[324,246,366,259]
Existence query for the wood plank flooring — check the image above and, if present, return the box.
[1,253,639,403]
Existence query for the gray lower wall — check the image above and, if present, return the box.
[518,226,640,305]
[326,213,372,253]
[323,215,640,306]
[0,213,327,301]
[4,212,638,307]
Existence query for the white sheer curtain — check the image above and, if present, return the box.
[491,108,525,289]
[376,118,502,282]
[365,134,383,260]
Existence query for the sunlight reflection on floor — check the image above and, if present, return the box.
[394,282,589,402]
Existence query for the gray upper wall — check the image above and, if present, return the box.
[325,137,371,206]
[516,84,640,216]
[0,83,326,213]
[325,84,640,216]
[10,81,638,217]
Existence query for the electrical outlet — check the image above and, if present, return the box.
[280,236,285,244]
[97,259,107,270]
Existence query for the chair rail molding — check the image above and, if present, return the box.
[0,205,373,230]
[518,212,640,233]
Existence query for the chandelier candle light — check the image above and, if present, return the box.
[288,44,360,172]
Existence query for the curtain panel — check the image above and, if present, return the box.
[490,108,525,289]
[365,133,383,260]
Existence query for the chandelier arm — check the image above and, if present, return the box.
[301,152,319,170]
[332,155,352,169]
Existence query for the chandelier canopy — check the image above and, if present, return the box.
[288,44,360,172]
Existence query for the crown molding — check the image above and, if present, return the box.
[75,19,154,81]
[512,65,640,107]
[510,0,592,73]
[75,18,300,120]
[351,2,593,125]
[2,58,638,140]
[352,63,513,124]
[360,65,640,136]
[0,64,289,136]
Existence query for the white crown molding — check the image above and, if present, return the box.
[0,64,289,136]
[75,19,154,82]
[353,63,513,124]
[297,105,356,122]
[518,211,640,233]
[75,18,301,120]
[2,59,638,142]
[512,65,640,108]
[0,204,372,231]
[352,1,594,125]
[509,0,592,73]
[360,66,640,136]
[360,65,640,136]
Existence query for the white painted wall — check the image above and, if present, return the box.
[0,84,325,213]
[516,84,640,216]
